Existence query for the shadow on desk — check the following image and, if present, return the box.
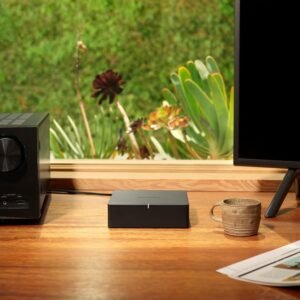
[262,205,300,245]
[190,208,199,226]
[276,202,300,217]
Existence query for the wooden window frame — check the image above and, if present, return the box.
[50,159,285,192]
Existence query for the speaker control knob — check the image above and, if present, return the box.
[0,137,24,172]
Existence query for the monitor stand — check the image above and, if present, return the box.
[265,168,300,218]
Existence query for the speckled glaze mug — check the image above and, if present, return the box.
[210,198,261,236]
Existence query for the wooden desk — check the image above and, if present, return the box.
[0,191,299,299]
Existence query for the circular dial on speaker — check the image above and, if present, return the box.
[0,137,24,172]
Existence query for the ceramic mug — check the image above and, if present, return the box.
[210,198,261,236]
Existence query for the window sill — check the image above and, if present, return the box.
[50,159,286,192]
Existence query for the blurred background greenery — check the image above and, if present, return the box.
[0,0,234,159]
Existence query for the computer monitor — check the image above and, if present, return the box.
[234,0,300,217]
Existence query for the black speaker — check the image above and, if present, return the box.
[0,112,50,220]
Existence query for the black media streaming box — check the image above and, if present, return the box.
[108,190,189,228]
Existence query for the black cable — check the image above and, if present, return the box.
[49,189,112,196]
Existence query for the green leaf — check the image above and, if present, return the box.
[219,127,233,158]
[185,126,210,158]
[186,60,203,88]
[53,119,80,156]
[207,74,229,150]
[171,73,203,134]
[170,138,195,159]
[150,136,173,160]
[74,142,84,158]
[162,88,178,106]
[195,60,209,80]
[228,87,234,130]
[170,73,184,100]
[211,72,228,104]
[184,79,219,140]
[206,56,220,73]
[194,59,210,94]
[67,115,81,145]
[50,127,63,148]
[218,86,234,158]
[178,66,191,81]
[177,69,208,135]
[50,129,64,158]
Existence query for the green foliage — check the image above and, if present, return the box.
[164,56,234,159]
[0,0,234,121]
[50,111,119,158]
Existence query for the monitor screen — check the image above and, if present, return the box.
[234,0,300,168]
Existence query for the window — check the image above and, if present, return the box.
[1,0,234,161]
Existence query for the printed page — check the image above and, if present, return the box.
[239,252,300,286]
[217,241,300,286]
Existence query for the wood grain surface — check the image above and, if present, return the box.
[0,191,300,299]
[50,160,288,192]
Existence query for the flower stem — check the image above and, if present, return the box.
[167,130,180,159]
[183,131,202,159]
[139,129,154,159]
[74,46,95,158]
[116,100,141,159]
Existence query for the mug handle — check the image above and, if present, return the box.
[210,202,222,223]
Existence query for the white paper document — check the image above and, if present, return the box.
[217,241,300,286]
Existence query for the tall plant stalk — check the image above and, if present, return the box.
[74,42,95,158]
[115,100,141,159]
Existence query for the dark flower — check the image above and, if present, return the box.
[128,118,144,134]
[139,145,150,159]
[92,69,125,105]
[116,130,128,155]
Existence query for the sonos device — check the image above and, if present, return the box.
[0,112,50,220]
[108,190,189,228]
